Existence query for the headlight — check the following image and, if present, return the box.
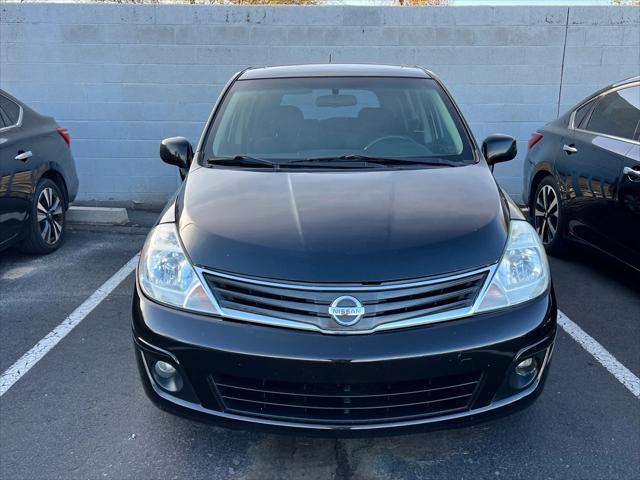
[138,223,218,314]
[476,220,550,312]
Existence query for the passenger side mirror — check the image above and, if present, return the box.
[482,134,517,166]
[160,137,193,170]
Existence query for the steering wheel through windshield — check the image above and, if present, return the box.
[363,135,422,152]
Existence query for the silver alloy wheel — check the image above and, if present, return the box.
[36,186,63,245]
[534,185,559,245]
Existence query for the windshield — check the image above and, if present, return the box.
[203,76,474,167]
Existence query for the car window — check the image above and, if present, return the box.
[573,99,595,129]
[586,86,640,142]
[0,95,21,127]
[0,110,6,128]
[206,77,473,165]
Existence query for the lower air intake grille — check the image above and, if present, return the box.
[211,371,482,425]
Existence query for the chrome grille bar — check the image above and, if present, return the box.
[196,265,494,334]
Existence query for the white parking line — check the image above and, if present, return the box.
[558,309,640,399]
[0,254,139,397]
[2,260,638,403]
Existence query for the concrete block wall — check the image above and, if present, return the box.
[1,4,638,206]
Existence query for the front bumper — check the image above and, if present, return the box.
[132,284,557,436]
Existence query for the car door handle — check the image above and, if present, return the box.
[563,144,578,154]
[15,150,33,161]
[623,166,640,180]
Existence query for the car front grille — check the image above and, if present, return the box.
[202,269,488,333]
[211,371,482,425]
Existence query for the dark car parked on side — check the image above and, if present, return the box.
[524,77,640,271]
[0,90,79,254]
[133,64,556,436]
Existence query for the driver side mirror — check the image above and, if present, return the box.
[160,137,193,170]
[482,134,517,166]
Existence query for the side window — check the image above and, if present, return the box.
[586,86,640,141]
[0,95,21,127]
[0,109,6,128]
[573,99,595,129]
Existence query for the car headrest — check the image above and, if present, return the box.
[357,107,392,130]
[274,105,304,126]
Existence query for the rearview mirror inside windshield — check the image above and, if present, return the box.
[315,94,357,108]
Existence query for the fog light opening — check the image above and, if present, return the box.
[154,361,177,379]
[151,360,183,392]
[509,356,540,390]
[515,358,538,377]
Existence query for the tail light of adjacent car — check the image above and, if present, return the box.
[527,132,543,150]
[57,127,71,146]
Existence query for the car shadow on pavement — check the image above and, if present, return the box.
[157,401,546,480]
[551,243,640,292]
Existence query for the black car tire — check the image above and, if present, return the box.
[533,176,566,256]
[20,178,66,254]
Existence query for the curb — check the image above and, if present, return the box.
[67,206,129,225]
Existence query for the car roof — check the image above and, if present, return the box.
[587,75,640,101]
[550,75,639,125]
[238,64,431,80]
[0,89,21,104]
[612,75,640,88]
[574,75,639,109]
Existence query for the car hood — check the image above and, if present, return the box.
[177,163,508,283]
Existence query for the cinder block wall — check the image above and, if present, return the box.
[1,4,638,206]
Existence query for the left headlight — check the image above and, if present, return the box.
[138,223,218,314]
[476,220,550,313]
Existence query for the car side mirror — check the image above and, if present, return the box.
[160,137,193,170]
[482,134,517,166]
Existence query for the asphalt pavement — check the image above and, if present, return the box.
[0,217,638,480]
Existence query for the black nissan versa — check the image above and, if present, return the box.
[132,65,557,435]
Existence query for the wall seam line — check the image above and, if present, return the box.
[557,6,570,118]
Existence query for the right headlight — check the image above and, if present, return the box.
[138,223,218,315]
[476,220,550,313]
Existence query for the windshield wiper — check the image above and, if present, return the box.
[207,155,459,169]
[288,155,457,167]
[207,155,279,168]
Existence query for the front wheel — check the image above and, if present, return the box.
[20,178,66,254]
[533,176,566,256]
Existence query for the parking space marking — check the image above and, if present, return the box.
[0,254,139,397]
[2,260,638,404]
[558,309,640,399]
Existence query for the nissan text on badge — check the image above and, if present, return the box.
[133,65,557,435]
